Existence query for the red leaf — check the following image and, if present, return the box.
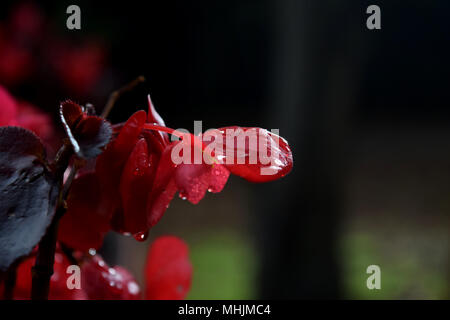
[95,110,147,228]
[147,95,169,145]
[58,173,110,251]
[118,138,154,234]
[109,110,147,161]
[82,254,141,300]
[174,162,230,204]
[147,94,166,127]
[60,100,112,159]
[145,143,178,228]
[145,236,192,300]
[214,126,293,182]
[60,100,83,128]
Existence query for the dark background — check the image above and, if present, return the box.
[1,0,449,299]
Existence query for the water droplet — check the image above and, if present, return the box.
[133,231,149,242]
[88,248,97,256]
[179,191,187,200]
[128,282,140,295]
[108,279,123,294]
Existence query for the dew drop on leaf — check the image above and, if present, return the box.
[133,231,149,242]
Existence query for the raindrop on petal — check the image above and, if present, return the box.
[133,231,149,242]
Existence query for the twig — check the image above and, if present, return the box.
[62,166,78,200]
[101,76,146,118]
[31,143,74,300]
[31,215,60,300]
[53,144,74,179]
[59,243,78,266]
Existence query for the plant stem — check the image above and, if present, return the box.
[101,76,146,118]
[62,166,78,199]
[53,144,73,179]
[31,143,73,300]
[31,214,61,300]
[59,243,78,266]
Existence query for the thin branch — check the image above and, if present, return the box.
[62,166,78,200]
[31,215,60,300]
[101,76,146,118]
[52,143,74,179]
[59,243,78,266]
[31,142,74,300]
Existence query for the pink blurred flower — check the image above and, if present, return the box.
[52,42,107,96]
[0,85,54,142]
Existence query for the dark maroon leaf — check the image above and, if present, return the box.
[74,116,113,159]
[60,100,83,129]
[0,127,60,271]
[60,100,112,159]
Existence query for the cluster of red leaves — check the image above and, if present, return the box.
[0,69,293,300]
[0,3,209,301]
[0,236,191,300]
[58,97,293,251]
[0,84,195,300]
[0,2,106,96]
